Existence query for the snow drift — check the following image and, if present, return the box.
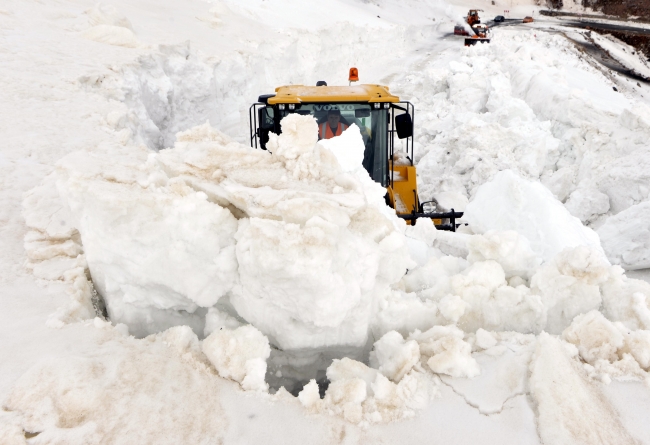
[55,115,413,351]
[12,7,650,435]
[45,112,650,407]
[52,113,650,348]
[398,30,650,268]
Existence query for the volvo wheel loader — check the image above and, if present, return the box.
[248,69,462,231]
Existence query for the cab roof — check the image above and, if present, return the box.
[267,84,400,104]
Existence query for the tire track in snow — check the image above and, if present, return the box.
[529,333,640,445]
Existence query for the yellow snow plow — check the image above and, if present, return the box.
[249,69,463,231]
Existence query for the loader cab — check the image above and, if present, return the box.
[467,9,481,26]
[249,84,414,188]
[249,82,463,231]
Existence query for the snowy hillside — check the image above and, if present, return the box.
[2,0,650,443]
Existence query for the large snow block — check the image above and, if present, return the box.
[232,215,380,350]
[57,116,413,348]
[463,170,604,262]
[57,151,239,337]
[597,200,650,270]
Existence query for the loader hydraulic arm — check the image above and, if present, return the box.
[397,210,464,231]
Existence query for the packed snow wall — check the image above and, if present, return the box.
[43,113,650,395]
[26,22,650,388]
[390,30,650,270]
[55,116,413,345]
[73,9,650,270]
[78,21,437,150]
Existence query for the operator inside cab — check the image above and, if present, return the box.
[318,109,348,140]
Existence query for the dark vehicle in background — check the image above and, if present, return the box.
[454,25,470,36]
[494,15,505,22]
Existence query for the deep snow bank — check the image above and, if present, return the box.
[18,17,650,426]
[396,29,650,268]
[52,113,650,347]
[79,20,440,151]
[22,109,648,414]
[597,201,650,270]
[46,113,650,365]
[1,321,229,444]
[56,115,413,350]
[7,0,650,439]
[463,169,603,262]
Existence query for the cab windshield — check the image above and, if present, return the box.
[277,103,389,186]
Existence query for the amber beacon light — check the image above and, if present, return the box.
[349,67,359,83]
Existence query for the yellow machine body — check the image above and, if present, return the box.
[267,84,401,104]
[266,84,423,223]
[251,81,460,229]
[386,165,442,226]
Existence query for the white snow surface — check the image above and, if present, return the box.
[529,333,638,445]
[3,0,650,443]
[55,115,414,350]
[463,169,604,262]
[598,200,650,270]
[203,324,271,392]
